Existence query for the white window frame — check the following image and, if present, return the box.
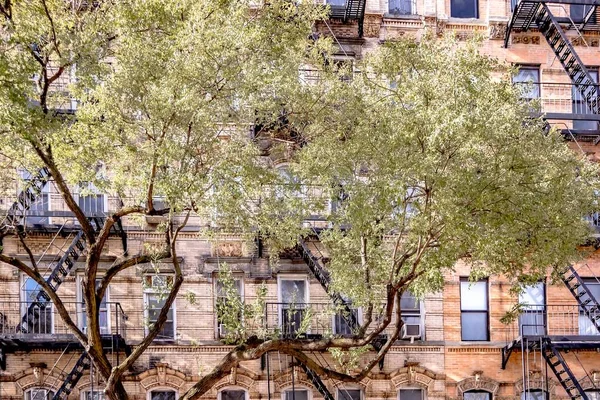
[24,387,56,400]
[399,291,424,340]
[214,275,245,339]
[278,275,310,336]
[76,276,111,335]
[147,389,179,400]
[80,390,106,400]
[20,274,55,334]
[336,387,363,400]
[282,387,312,400]
[143,275,177,341]
[218,387,249,400]
[76,182,108,215]
[463,390,492,400]
[398,388,426,400]
[332,305,362,336]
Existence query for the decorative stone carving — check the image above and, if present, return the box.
[138,364,187,391]
[436,19,447,37]
[390,366,436,390]
[363,14,382,38]
[515,376,557,394]
[511,35,540,45]
[456,375,499,395]
[572,36,600,47]
[489,22,507,40]
[212,241,244,257]
[14,366,62,394]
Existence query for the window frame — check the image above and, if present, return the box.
[18,169,52,226]
[336,388,363,400]
[450,0,479,18]
[463,390,492,400]
[388,0,415,15]
[24,388,56,400]
[76,182,108,215]
[143,274,177,342]
[521,389,548,400]
[459,277,489,341]
[214,275,245,339]
[398,387,425,400]
[282,387,312,400]
[400,291,423,340]
[278,275,310,337]
[218,387,249,400]
[20,274,54,334]
[147,389,179,400]
[76,276,111,335]
[518,282,547,336]
[81,390,106,400]
[572,67,599,131]
[512,65,541,101]
[332,306,362,336]
[578,277,600,335]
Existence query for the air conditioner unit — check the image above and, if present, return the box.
[401,324,421,342]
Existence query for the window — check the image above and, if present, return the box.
[389,0,414,15]
[579,278,600,335]
[82,391,106,400]
[513,67,540,100]
[460,278,489,341]
[25,389,55,400]
[215,278,244,339]
[78,278,110,335]
[220,390,247,400]
[21,277,53,334]
[144,275,176,341]
[521,390,547,400]
[338,389,361,400]
[464,390,491,400]
[518,283,546,336]
[78,183,106,215]
[284,389,309,400]
[326,0,346,4]
[279,277,308,337]
[571,4,597,24]
[586,391,600,400]
[398,388,424,400]
[450,0,478,18]
[149,390,177,400]
[334,306,359,336]
[572,69,599,131]
[18,169,50,225]
[400,291,422,339]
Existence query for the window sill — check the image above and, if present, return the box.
[383,13,421,20]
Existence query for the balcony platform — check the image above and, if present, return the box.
[0,333,129,354]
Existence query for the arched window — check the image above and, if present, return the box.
[82,391,106,400]
[148,389,178,400]
[24,388,55,400]
[398,388,425,400]
[337,388,362,400]
[521,390,547,400]
[219,388,249,400]
[464,390,491,400]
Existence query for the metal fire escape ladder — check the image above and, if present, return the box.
[535,4,599,115]
[19,230,87,333]
[541,338,589,400]
[52,352,91,400]
[562,265,600,334]
[4,167,52,228]
[344,0,367,36]
[297,359,335,400]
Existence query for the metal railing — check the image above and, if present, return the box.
[503,304,600,344]
[515,82,600,119]
[0,301,127,339]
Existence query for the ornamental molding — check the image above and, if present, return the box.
[511,34,540,45]
[456,375,499,394]
[390,366,439,390]
[138,363,188,391]
[14,366,63,394]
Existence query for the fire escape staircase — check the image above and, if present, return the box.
[562,265,600,334]
[505,0,599,138]
[52,352,91,400]
[541,338,590,400]
[295,237,387,397]
[3,167,52,233]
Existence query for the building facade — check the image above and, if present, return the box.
[1,0,600,399]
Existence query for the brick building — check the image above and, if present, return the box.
[1,0,600,399]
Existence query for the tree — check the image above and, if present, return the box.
[181,36,600,399]
[0,0,327,398]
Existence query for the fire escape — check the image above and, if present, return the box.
[0,168,129,400]
[503,2,600,396]
[326,0,367,37]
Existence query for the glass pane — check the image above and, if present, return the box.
[22,278,53,334]
[222,390,246,400]
[519,283,545,306]
[450,0,478,18]
[27,193,49,225]
[389,0,414,14]
[586,391,600,400]
[460,281,487,311]
[282,307,306,337]
[461,312,488,340]
[401,292,420,311]
[573,70,599,130]
[78,194,105,214]
[26,389,55,400]
[151,391,177,400]
[521,390,546,400]
[84,392,106,400]
[579,280,600,335]
[464,391,491,400]
[398,389,423,400]
[285,390,308,400]
[519,310,546,336]
[281,280,306,304]
[335,309,359,335]
[326,0,346,4]
[339,389,361,400]
[513,68,540,99]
